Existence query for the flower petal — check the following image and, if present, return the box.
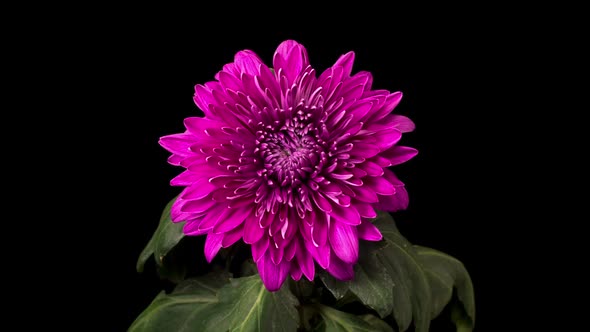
[257,251,290,292]
[306,240,331,269]
[178,195,216,214]
[252,235,269,262]
[329,204,361,226]
[311,212,329,246]
[374,128,402,151]
[371,92,403,121]
[290,262,302,281]
[312,191,333,213]
[375,169,409,211]
[388,114,416,133]
[326,253,354,281]
[273,40,308,84]
[234,50,263,76]
[170,170,200,186]
[212,206,251,233]
[381,146,419,166]
[351,184,379,203]
[204,232,224,263]
[357,219,383,241]
[159,133,197,156]
[329,221,359,263]
[180,179,216,200]
[350,142,380,158]
[354,202,377,218]
[364,176,396,195]
[333,51,355,77]
[358,160,384,177]
[221,224,244,247]
[297,239,315,281]
[243,214,265,244]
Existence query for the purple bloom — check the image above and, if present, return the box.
[160,40,417,291]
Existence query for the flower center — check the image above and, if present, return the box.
[256,114,326,187]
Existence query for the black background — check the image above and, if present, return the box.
[36,10,538,331]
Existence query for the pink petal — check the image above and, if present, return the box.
[170,170,199,186]
[371,92,403,121]
[329,204,361,225]
[195,204,229,230]
[312,191,333,213]
[212,207,251,233]
[234,50,264,76]
[285,239,298,261]
[376,187,409,212]
[312,213,329,246]
[354,202,377,218]
[290,262,303,281]
[221,224,244,247]
[370,155,392,168]
[306,240,330,269]
[376,170,409,211]
[347,101,374,122]
[388,114,416,133]
[358,161,384,177]
[243,214,265,244]
[204,232,224,263]
[326,253,354,281]
[167,154,184,166]
[329,221,359,263]
[193,84,216,116]
[381,146,419,166]
[351,185,379,203]
[180,179,216,200]
[170,198,195,222]
[349,167,367,179]
[217,71,243,91]
[358,71,373,91]
[297,240,316,281]
[178,195,216,214]
[252,236,269,262]
[333,51,355,77]
[183,220,209,236]
[269,241,285,265]
[159,133,197,156]
[273,40,308,84]
[257,251,290,291]
[357,219,383,241]
[374,128,402,151]
[364,176,396,195]
[350,142,380,158]
[183,117,223,136]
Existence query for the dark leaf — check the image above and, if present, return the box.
[320,211,475,332]
[415,245,475,331]
[130,273,300,332]
[314,304,383,332]
[128,272,231,332]
[136,196,185,276]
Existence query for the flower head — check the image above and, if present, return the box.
[160,40,417,291]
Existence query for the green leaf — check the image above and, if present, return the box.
[358,314,396,332]
[320,212,430,332]
[319,211,475,332]
[451,302,474,332]
[375,216,431,332]
[218,275,300,332]
[314,304,383,332]
[130,273,300,332]
[136,196,185,273]
[128,272,232,332]
[414,245,475,330]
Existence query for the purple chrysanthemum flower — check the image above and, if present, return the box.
[160,40,417,291]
